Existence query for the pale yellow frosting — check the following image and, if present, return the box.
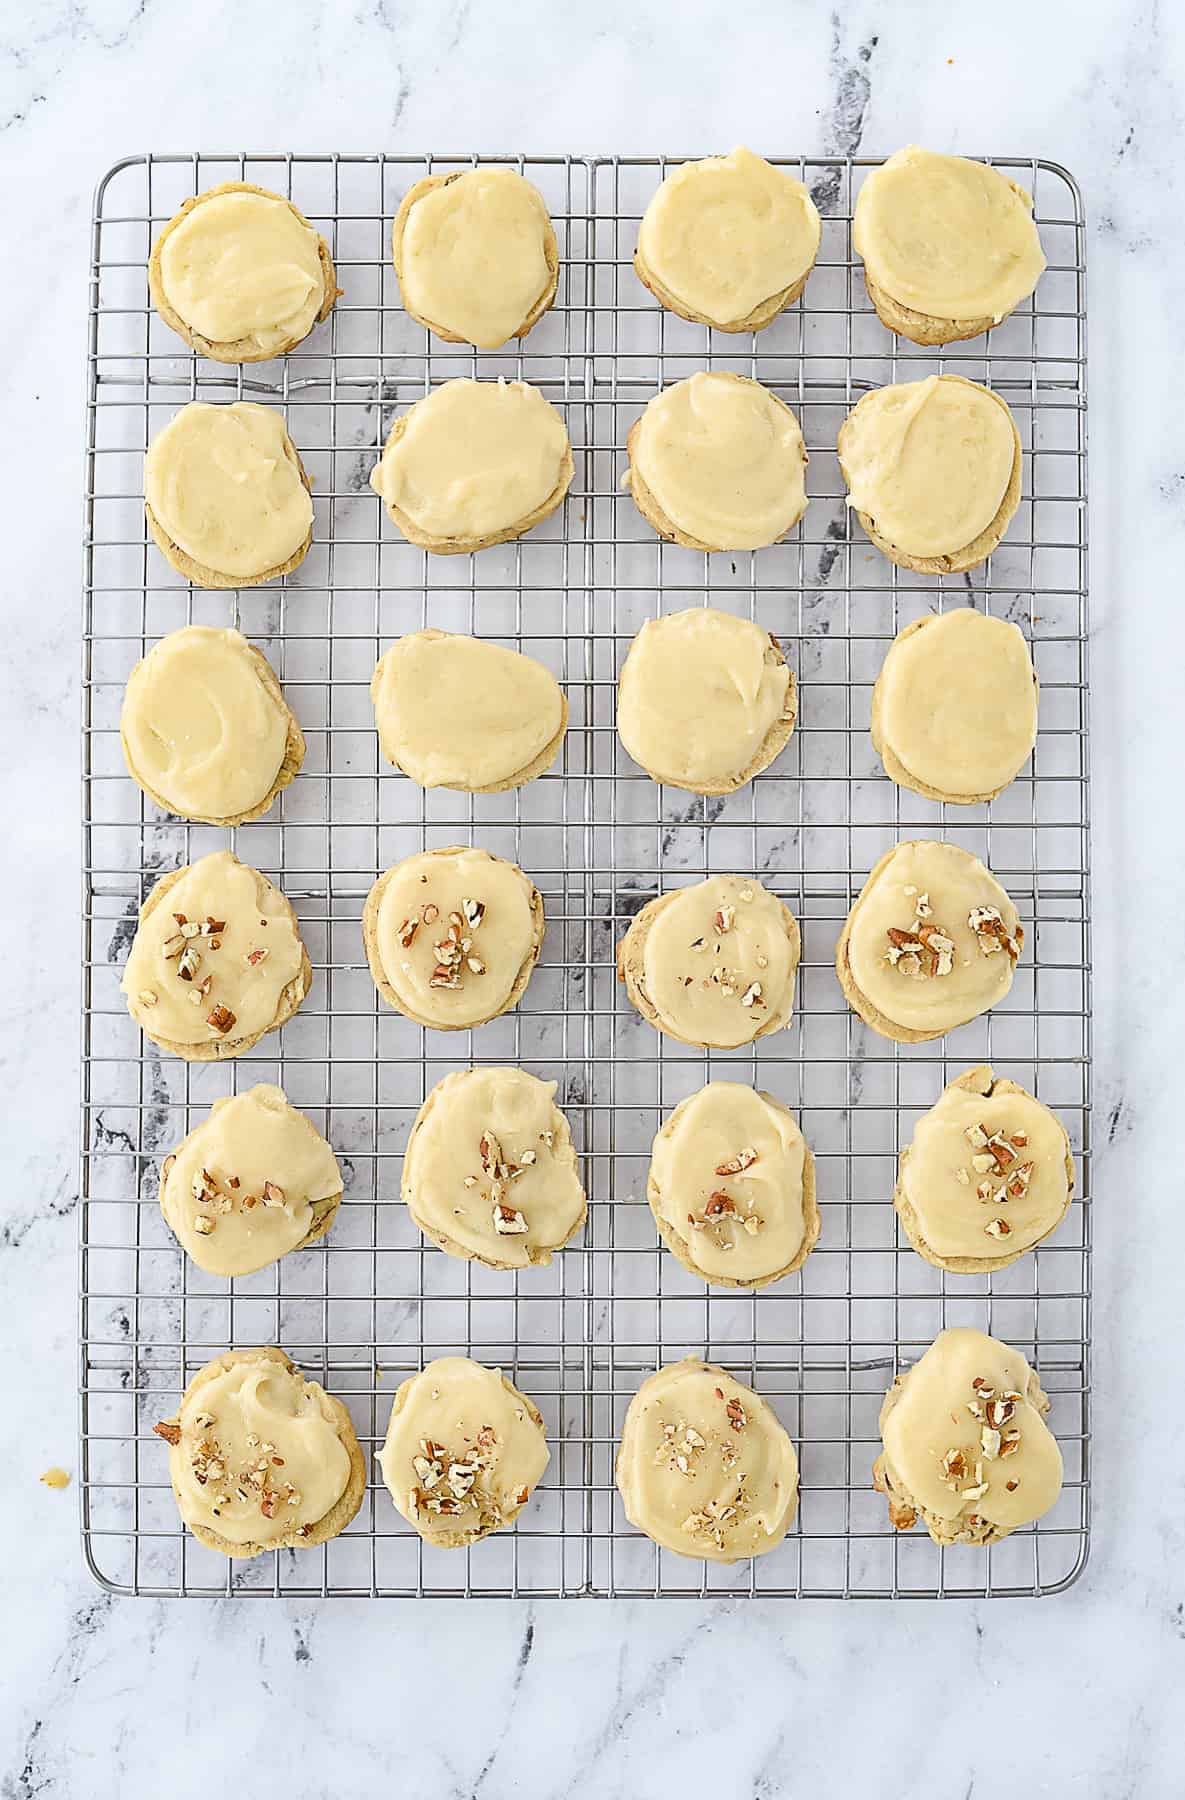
[372,630,565,790]
[403,1067,585,1269]
[160,1085,341,1277]
[122,850,305,1049]
[369,379,570,543]
[881,1328,1063,1532]
[838,376,1016,558]
[649,1082,809,1284]
[638,874,798,1048]
[120,626,290,821]
[145,401,312,580]
[398,168,554,348]
[616,1358,798,1562]
[854,147,1046,322]
[617,608,791,790]
[637,146,821,325]
[846,840,1021,1035]
[158,189,325,354]
[631,373,807,550]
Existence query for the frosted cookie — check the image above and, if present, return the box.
[634,146,821,332]
[617,874,800,1049]
[145,401,313,588]
[648,1082,818,1288]
[378,1357,549,1547]
[372,629,567,792]
[626,372,808,552]
[873,1328,1063,1545]
[615,1358,798,1562]
[895,1065,1073,1272]
[872,610,1038,803]
[369,378,572,554]
[121,849,311,1061]
[363,846,543,1031]
[159,1085,342,1278]
[853,147,1046,345]
[148,182,338,363]
[617,609,796,795]
[838,376,1021,575]
[392,167,559,348]
[153,1347,365,1559]
[120,626,304,825]
[402,1066,585,1270]
[836,840,1022,1044]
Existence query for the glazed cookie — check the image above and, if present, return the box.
[894,1065,1073,1272]
[145,401,313,588]
[617,609,796,795]
[392,167,559,348]
[159,1085,342,1278]
[625,372,808,552]
[369,378,572,554]
[647,1082,819,1288]
[121,626,304,825]
[853,146,1046,345]
[615,1357,799,1562]
[372,629,567,792]
[363,846,543,1031]
[121,849,311,1060]
[401,1067,586,1270]
[634,146,821,332]
[838,376,1022,575]
[148,182,338,362]
[153,1347,365,1559]
[378,1357,549,1547]
[873,1327,1063,1545]
[617,874,800,1049]
[871,610,1038,804]
[836,840,1022,1044]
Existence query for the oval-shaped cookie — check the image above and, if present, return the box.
[401,1066,586,1270]
[873,1327,1063,1545]
[836,840,1023,1043]
[616,874,800,1049]
[372,629,567,792]
[378,1357,549,1547]
[615,1357,799,1562]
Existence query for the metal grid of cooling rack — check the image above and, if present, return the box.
[80,151,1090,1600]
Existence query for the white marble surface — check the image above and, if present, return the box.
[2,1,1184,1794]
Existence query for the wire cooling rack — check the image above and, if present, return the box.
[80,152,1090,1599]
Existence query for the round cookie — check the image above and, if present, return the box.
[615,1357,799,1563]
[148,181,338,363]
[369,378,572,555]
[617,609,796,795]
[626,372,808,553]
[372,629,567,792]
[838,376,1022,575]
[647,1082,819,1288]
[392,167,559,349]
[853,147,1046,346]
[634,146,821,332]
[121,626,304,825]
[871,610,1038,804]
[378,1356,549,1547]
[145,401,313,588]
[121,849,312,1061]
[872,1327,1063,1546]
[152,1347,365,1559]
[616,874,800,1049]
[894,1065,1073,1273]
[401,1066,586,1271]
[159,1085,343,1278]
[835,840,1023,1044]
[363,846,543,1031]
